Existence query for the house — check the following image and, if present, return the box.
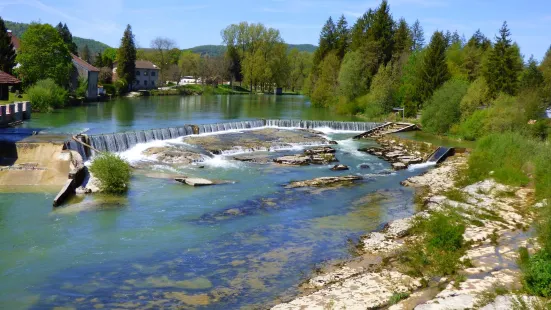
[113,60,160,90]
[0,71,20,101]
[7,30,20,50]
[70,54,100,100]
[179,76,198,85]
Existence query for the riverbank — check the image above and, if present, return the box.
[273,150,547,309]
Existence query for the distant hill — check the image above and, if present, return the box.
[5,20,111,55]
[183,44,317,57]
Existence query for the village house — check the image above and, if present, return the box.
[113,60,160,90]
[70,54,100,99]
[0,71,21,101]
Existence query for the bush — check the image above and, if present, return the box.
[102,84,116,96]
[27,79,68,112]
[520,250,551,297]
[465,133,535,186]
[460,77,490,119]
[483,94,526,135]
[421,79,469,135]
[452,109,488,141]
[402,210,467,276]
[89,153,131,194]
[75,77,88,98]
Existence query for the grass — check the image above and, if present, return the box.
[443,188,469,203]
[150,84,251,97]
[389,292,410,305]
[0,92,29,104]
[400,209,468,277]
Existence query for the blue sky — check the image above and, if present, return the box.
[1,0,550,60]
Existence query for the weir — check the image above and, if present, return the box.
[68,119,384,157]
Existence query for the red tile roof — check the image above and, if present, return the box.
[8,32,20,49]
[0,71,21,84]
[71,54,100,72]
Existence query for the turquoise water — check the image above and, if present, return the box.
[0,96,429,309]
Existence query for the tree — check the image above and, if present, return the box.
[393,18,411,57]
[421,79,469,134]
[520,56,544,91]
[419,31,450,104]
[178,51,201,78]
[102,47,117,68]
[287,49,312,92]
[410,19,425,51]
[94,52,104,68]
[460,77,491,118]
[116,25,137,91]
[362,62,398,117]
[335,15,349,60]
[483,22,523,96]
[370,0,395,65]
[313,17,337,66]
[99,67,113,84]
[0,17,16,74]
[17,23,72,87]
[338,50,370,100]
[80,44,91,63]
[396,50,425,116]
[311,52,340,107]
[55,22,78,55]
[150,37,177,84]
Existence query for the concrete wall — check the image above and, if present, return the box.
[0,101,31,127]
[87,71,99,99]
[71,63,99,100]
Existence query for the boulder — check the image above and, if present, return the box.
[310,153,338,165]
[273,155,312,166]
[392,162,407,170]
[328,140,339,145]
[359,164,370,170]
[143,147,204,164]
[175,177,214,186]
[304,146,336,155]
[331,164,350,171]
[286,175,363,188]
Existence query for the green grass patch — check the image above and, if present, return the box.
[401,209,468,277]
[443,188,469,203]
[389,292,410,305]
[519,247,551,298]
[0,91,29,104]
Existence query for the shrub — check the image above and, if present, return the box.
[89,153,131,194]
[452,109,488,141]
[402,210,467,276]
[75,77,88,98]
[99,67,113,84]
[466,133,535,186]
[460,77,490,119]
[520,250,551,297]
[27,79,68,112]
[421,79,469,135]
[102,84,116,96]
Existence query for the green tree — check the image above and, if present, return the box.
[89,153,131,194]
[410,19,425,51]
[419,31,450,104]
[370,0,395,65]
[421,79,469,134]
[338,50,370,100]
[17,23,72,87]
[55,22,78,55]
[446,41,467,80]
[540,46,551,101]
[313,17,337,66]
[460,77,491,118]
[94,52,104,68]
[483,22,523,96]
[335,15,350,60]
[396,50,425,116]
[311,52,340,107]
[80,44,91,63]
[287,49,312,92]
[0,17,16,74]
[116,25,137,91]
[362,62,397,117]
[150,37,177,84]
[393,18,411,58]
[102,47,117,68]
[520,56,544,90]
[178,51,201,78]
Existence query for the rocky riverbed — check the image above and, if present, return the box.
[273,153,547,310]
[359,136,437,170]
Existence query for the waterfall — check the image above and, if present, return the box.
[266,119,383,131]
[80,119,383,155]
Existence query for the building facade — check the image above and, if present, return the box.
[70,54,99,100]
[113,60,160,91]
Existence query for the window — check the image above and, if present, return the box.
[135,80,140,85]
[152,81,155,86]
[144,71,148,76]
[144,80,148,86]
[136,70,140,76]
[151,71,156,77]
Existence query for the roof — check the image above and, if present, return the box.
[135,60,159,70]
[7,32,20,49]
[0,71,21,84]
[71,54,100,72]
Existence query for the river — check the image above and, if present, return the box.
[0,95,430,309]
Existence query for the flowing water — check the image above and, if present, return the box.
[0,95,432,309]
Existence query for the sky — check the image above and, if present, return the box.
[1,0,550,60]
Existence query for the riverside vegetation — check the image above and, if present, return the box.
[88,153,131,194]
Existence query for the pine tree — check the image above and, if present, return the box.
[467,29,491,50]
[55,22,78,55]
[451,31,462,46]
[116,24,137,91]
[419,31,450,105]
[410,19,425,51]
[370,0,395,65]
[350,9,374,51]
[335,15,349,60]
[314,17,337,66]
[393,18,411,57]
[519,55,544,90]
[483,22,523,96]
[0,17,16,74]
[81,44,90,63]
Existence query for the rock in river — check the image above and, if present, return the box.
[175,177,233,186]
[331,164,350,171]
[311,153,338,165]
[285,175,363,188]
[143,147,205,164]
[273,155,312,166]
[304,146,336,155]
